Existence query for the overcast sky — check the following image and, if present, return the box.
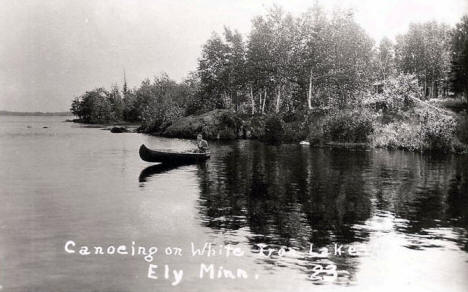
[0,0,467,112]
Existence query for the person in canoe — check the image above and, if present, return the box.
[195,133,209,153]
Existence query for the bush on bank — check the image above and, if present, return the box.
[363,74,420,116]
[456,114,468,145]
[260,113,309,144]
[371,107,464,153]
[322,109,375,143]
[261,116,283,144]
[162,110,242,140]
[159,103,466,154]
[160,110,310,144]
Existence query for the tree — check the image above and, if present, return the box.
[70,97,83,119]
[395,21,451,98]
[70,88,115,123]
[375,37,395,81]
[297,1,330,109]
[450,15,468,99]
[135,74,187,132]
[246,15,275,114]
[122,90,139,122]
[224,27,247,112]
[328,9,374,108]
[297,8,374,109]
[198,29,247,111]
[108,84,124,121]
[246,6,299,114]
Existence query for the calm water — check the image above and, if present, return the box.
[0,116,467,292]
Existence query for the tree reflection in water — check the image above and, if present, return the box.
[195,140,468,283]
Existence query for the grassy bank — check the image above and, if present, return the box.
[158,109,310,144]
[154,97,468,154]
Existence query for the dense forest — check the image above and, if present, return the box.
[71,5,468,152]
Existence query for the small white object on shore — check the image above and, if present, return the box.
[299,140,310,145]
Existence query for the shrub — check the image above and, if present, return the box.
[262,115,284,144]
[372,122,422,151]
[307,118,325,146]
[282,111,304,123]
[419,110,457,152]
[140,100,183,133]
[162,109,243,140]
[431,98,468,113]
[323,109,375,143]
[282,121,308,143]
[70,88,122,123]
[372,109,459,152]
[243,115,266,139]
[219,111,241,129]
[456,114,468,144]
[364,74,421,116]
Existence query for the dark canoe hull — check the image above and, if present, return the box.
[139,144,210,164]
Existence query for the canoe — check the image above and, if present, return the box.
[139,144,210,164]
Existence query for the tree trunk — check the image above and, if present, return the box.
[232,91,238,112]
[275,85,281,113]
[423,79,427,99]
[262,89,267,114]
[222,91,227,108]
[249,87,255,115]
[307,69,313,110]
[258,90,263,114]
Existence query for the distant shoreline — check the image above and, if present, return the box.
[0,110,72,116]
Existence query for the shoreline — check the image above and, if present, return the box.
[67,115,468,155]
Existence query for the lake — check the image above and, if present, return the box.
[0,115,467,292]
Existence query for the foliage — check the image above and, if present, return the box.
[70,88,123,123]
[428,97,468,113]
[262,115,284,144]
[108,85,124,121]
[139,100,183,133]
[282,120,308,143]
[306,114,327,146]
[196,5,375,114]
[163,109,240,140]
[183,72,204,116]
[450,15,468,99]
[364,74,421,116]
[372,108,458,152]
[198,28,247,111]
[135,75,188,132]
[322,109,375,143]
[122,91,140,122]
[219,110,242,129]
[419,110,457,151]
[395,21,451,98]
[456,114,468,144]
[374,37,396,81]
[372,122,422,151]
[72,73,196,127]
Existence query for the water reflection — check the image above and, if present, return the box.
[195,140,468,283]
[139,163,191,183]
[197,143,373,245]
[366,152,468,252]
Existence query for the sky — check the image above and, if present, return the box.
[0,0,467,112]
